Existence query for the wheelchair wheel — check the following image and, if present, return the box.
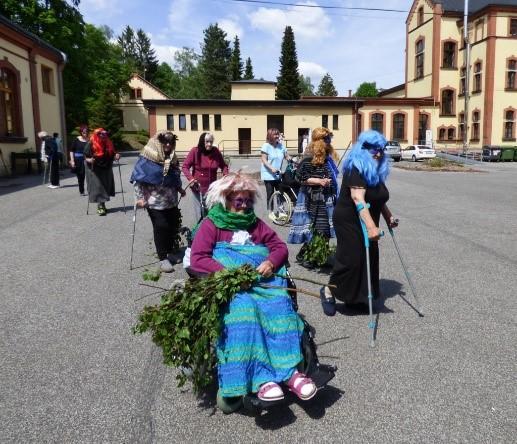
[268,191,292,226]
[216,390,243,414]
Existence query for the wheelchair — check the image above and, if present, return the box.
[268,158,301,227]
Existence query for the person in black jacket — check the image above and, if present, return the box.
[38,131,59,189]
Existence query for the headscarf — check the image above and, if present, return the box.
[141,130,178,176]
[343,130,389,186]
[90,128,116,159]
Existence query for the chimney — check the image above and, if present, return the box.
[348,89,352,97]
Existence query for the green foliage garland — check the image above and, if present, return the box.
[303,232,332,267]
[133,265,260,393]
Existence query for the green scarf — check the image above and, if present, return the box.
[207,203,257,231]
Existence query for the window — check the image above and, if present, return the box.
[191,114,198,131]
[356,113,362,136]
[438,128,446,140]
[371,113,383,133]
[507,59,517,90]
[202,114,210,131]
[441,89,455,116]
[214,114,222,131]
[459,67,466,95]
[504,109,515,140]
[510,18,517,36]
[458,113,465,140]
[471,111,480,140]
[0,66,22,137]
[417,7,424,26]
[475,20,484,41]
[166,114,174,130]
[179,114,186,130]
[442,42,456,68]
[322,114,329,128]
[332,114,339,130]
[130,88,142,99]
[41,65,54,95]
[415,39,425,80]
[418,113,429,144]
[473,62,482,93]
[447,127,455,141]
[392,113,405,141]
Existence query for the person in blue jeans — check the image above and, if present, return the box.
[260,128,290,218]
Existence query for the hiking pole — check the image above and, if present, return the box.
[129,203,138,270]
[116,160,126,214]
[388,222,424,317]
[357,202,383,348]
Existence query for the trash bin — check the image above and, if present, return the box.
[513,147,517,161]
[482,146,502,162]
[500,147,515,162]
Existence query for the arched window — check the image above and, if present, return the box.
[442,41,456,68]
[447,127,455,141]
[504,109,515,140]
[0,66,22,137]
[459,67,466,95]
[370,113,384,133]
[471,110,481,140]
[415,39,425,80]
[441,89,455,116]
[392,113,405,141]
[438,128,446,140]
[458,113,465,140]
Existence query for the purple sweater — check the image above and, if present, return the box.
[190,218,288,274]
[182,147,229,193]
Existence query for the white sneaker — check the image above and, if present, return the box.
[159,259,174,273]
[47,185,59,189]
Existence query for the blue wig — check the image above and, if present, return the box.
[343,130,390,186]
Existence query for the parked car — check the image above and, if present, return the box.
[385,140,401,162]
[482,145,502,162]
[401,144,436,161]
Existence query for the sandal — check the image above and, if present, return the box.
[257,382,284,402]
[286,371,317,401]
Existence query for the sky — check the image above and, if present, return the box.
[78,0,415,95]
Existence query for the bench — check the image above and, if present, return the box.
[10,151,43,174]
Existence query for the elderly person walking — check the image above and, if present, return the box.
[84,128,120,216]
[189,172,317,403]
[130,131,185,272]
[38,131,60,189]
[69,125,89,195]
[320,130,398,316]
[182,132,228,223]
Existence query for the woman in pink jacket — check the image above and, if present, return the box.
[182,132,228,222]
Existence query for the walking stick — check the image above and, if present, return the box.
[388,224,424,317]
[117,160,126,214]
[357,202,383,348]
[129,203,138,270]
[42,160,48,185]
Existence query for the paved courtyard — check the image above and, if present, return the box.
[1,156,516,443]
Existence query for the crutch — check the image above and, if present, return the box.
[116,160,126,214]
[388,222,424,317]
[129,203,138,270]
[356,202,382,348]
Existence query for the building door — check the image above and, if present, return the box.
[238,128,251,154]
[267,115,284,133]
[418,114,429,144]
[298,128,310,154]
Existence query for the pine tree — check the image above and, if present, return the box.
[229,36,243,81]
[317,73,338,96]
[135,29,159,82]
[117,25,137,63]
[244,57,254,79]
[276,26,301,100]
[299,75,315,96]
[199,24,232,99]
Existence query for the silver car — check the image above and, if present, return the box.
[385,141,401,162]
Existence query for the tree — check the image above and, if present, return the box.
[317,73,338,96]
[229,36,243,81]
[199,24,232,99]
[117,25,137,64]
[152,62,181,98]
[244,57,254,80]
[173,47,204,99]
[354,81,378,97]
[135,29,159,82]
[276,26,301,100]
[299,75,315,96]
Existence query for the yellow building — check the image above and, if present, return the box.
[0,14,66,174]
[143,0,516,154]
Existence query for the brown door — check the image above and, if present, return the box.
[238,128,251,154]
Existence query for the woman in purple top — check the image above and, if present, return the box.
[182,132,228,222]
[189,173,317,405]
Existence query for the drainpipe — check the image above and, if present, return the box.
[57,51,67,151]
[463,0,471,155]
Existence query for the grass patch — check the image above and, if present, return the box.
[425,157,463,168]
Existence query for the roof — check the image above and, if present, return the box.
[230,79,276,85]
[131,73,171,99]
[378,83,405,97]
[0,14,66,63]
[436,0,517,13]
[143,98,363,108]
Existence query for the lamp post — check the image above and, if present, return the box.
[462,0,471,156]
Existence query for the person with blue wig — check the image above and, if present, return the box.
[130,131,186,273]
[320,130,398,316]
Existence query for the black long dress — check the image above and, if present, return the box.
[329,167,389,305]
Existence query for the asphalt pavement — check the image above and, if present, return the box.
[1,156,515,443]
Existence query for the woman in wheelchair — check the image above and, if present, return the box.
[189,172,317,404]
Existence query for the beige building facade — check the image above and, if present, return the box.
[0,14,66,173]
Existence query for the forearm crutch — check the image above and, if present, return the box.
[356,202,381,348]
[117,160,126,213]
[388,225,424,317]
